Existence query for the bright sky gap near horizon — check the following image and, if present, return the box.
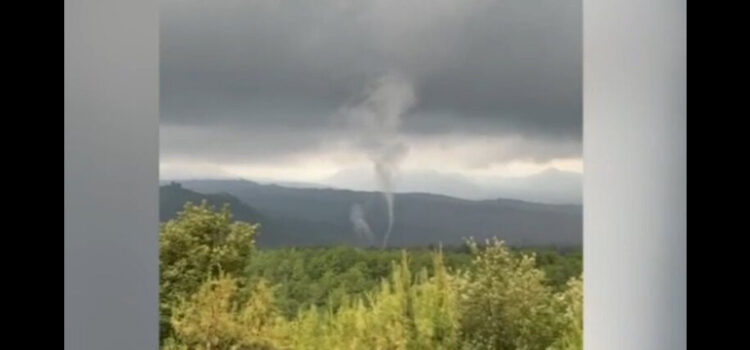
[159,0,582,204]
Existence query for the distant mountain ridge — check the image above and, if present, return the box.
[159,182,263,223]
[321,168,582,204]
[160,179,582,248]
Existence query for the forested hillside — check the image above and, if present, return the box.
[161,180,582,247]
[160,182,263,223]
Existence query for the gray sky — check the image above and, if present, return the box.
[160,0,582,203]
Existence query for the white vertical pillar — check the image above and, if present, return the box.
[65,1,159,349]
[584,0,686,349]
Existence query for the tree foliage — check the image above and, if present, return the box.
[459,238,570,350]
[160,201,259,341]
[165,274,285,350]
[160,204,583,350]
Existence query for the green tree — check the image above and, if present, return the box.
[280,250,462,350]
[160,201,259,342]
[549,277,583,350]
[166,274,285,350]
[459,238,569,350]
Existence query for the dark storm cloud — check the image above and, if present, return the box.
[159,123,339,163]
[160,0,582,160]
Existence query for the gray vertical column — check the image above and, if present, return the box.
[584,0,686,349]
[65,0,159,349]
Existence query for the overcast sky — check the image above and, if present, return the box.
[160,0,582,203]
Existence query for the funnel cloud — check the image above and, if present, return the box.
[342,74,416,247]
[349,203,374,243]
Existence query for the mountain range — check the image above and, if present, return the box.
[160,179,582,248]
[321,168,582,204]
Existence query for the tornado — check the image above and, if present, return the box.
[350,203,374,243]
[343,73,416,248]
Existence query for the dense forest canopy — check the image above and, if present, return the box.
[160,201,582,350]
